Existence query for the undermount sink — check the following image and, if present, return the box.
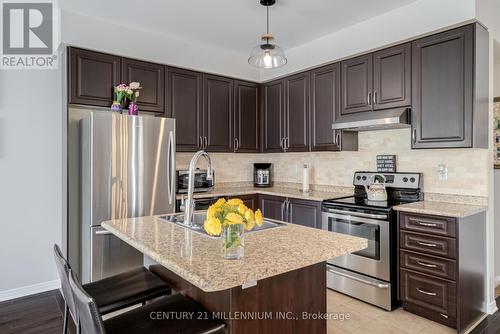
[157,211,285,238]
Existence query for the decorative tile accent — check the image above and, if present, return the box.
[177,128,489,198]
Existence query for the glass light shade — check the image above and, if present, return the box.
[248,43,287,69]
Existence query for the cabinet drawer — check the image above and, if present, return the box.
[400,231,456,259]
[399,212,456,237]
[400,269,456,319]
[400,250,456,280]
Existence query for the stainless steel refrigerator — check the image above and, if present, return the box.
[80,112,175,283]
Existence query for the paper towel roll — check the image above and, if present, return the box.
[302,164,310,193]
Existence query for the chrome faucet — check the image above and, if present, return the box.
[183,150,213,227]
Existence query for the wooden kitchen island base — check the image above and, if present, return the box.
[150,262,327,334]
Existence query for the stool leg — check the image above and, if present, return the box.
[62,304,68,334]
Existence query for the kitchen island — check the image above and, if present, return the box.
[102,215,367,334]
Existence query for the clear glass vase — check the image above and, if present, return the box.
[221,224,244,259]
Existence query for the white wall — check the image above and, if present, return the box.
[61,10,260,82]
[0,69,63,297]
[261,0,476,81]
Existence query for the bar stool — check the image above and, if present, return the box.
[53,244,171,333]
[68,269,226,334]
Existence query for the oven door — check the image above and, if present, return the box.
[322,208,390,281]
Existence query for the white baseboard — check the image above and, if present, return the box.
[486,299,498,314]
[0,280,60,302]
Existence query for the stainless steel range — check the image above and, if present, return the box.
[322,171,422,310]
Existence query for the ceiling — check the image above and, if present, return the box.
[61,0,420,55]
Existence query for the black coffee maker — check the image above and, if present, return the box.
[254,163,272,187]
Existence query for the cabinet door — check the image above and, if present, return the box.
[166,67,202,152]
[203,74,233,152]
[237,194,258,211]
[234,81,259,152]
[412,25,473,148]
[121,58,165,114]
[284,72,310,152]
[263,80,286,152]
[373,43,411,110]
[259,195,285,221]
[69,47,120,107]
[288,198,321,229]
[341,54,373,114]
[311,63,341,151]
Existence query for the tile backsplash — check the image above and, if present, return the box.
[177,128,489,197]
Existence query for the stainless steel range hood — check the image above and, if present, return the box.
[332,108,411,131]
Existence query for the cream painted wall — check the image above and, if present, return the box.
[178,129,489,197]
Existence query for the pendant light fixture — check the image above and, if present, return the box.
[248,0,287,69]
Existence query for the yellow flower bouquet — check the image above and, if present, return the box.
[204,198,263,259]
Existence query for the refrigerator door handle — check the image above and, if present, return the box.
[167,130,175,205]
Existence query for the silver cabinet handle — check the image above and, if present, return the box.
[440,313,449,319]
[373,91,377,105]
[335,133,340,147]
[416,241,437,248]
[286,199,291,222]
[167,130,175,205]
[281,201,286,221]
[199,136,203,149]
[95,230,112,235]
[417,261,437,268]
[280,137,284,149]
[416,221,438,227]
[416,288,437,296]
[204,136,208,150]
[234,138,239,152]
[285,137,289,150]
[412,129,417,144]
[235,138,239,151]
[367,92,372,106]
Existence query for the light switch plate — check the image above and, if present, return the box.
[437,164,448,181]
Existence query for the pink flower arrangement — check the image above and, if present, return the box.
[112,82,142,108]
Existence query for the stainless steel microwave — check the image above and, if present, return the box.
[176,169,214,194]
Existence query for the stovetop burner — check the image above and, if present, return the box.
[322,171,423,213]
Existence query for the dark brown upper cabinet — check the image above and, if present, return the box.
[411,24,487,149]
[341,44,411,115]
[284,72,310,152]
[263,80,286,152]
[233,81,259,152]
[121,58,164,114]
[69,47,120,107]
[203,74,233,152]
[341,54,373,114]
[310,63,357,151]
[373,43,411,110]
[166,67,202,152]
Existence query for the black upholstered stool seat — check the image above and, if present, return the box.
[69,269,226,334]
[104,293,226,334]
[83,266,171,315]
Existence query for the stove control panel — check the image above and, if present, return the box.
[353,172,422,189]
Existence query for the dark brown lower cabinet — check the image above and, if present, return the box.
[259,194,320,228]
[398,211,486,331]
[288,198,321,229]
[239,194,258,211]
[259,194,285,221]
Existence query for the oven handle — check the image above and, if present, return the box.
[323,212,387,226]
[327,267,389,289]
[322,208,388,220]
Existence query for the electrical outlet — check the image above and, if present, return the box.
[437,164,448,181]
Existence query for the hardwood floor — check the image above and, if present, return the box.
[0,290,75,334]
[469,297,500,334]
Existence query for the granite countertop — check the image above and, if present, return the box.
[102,216,367,292]
[393,201,487,218]
[175,186,352,202]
